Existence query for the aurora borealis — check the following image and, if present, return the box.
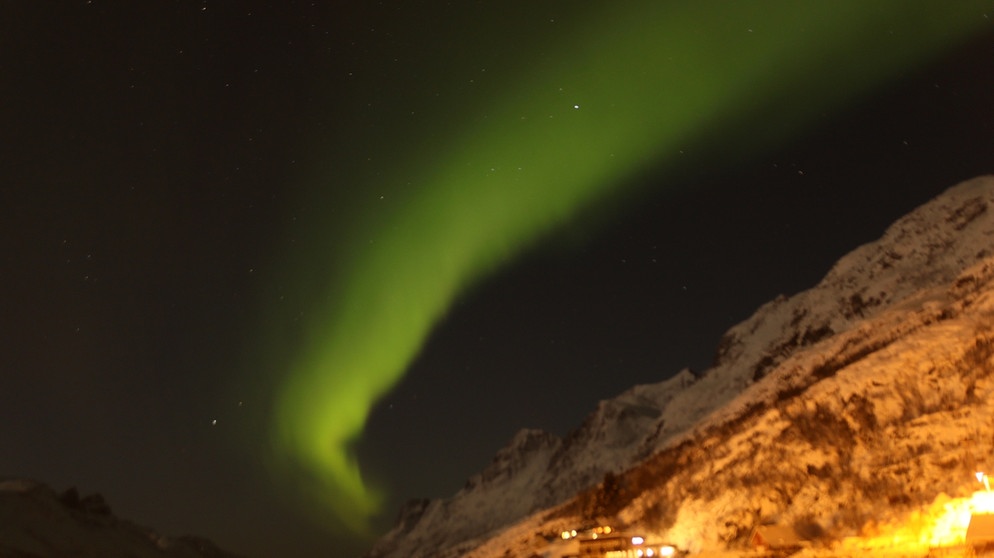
[5,1,994,556]
[268,0,991,532]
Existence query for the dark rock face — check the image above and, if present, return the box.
[59,486,113,516]
[0,479,242,558]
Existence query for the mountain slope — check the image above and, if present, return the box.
[0,479,241,558]
[368,175,994,558]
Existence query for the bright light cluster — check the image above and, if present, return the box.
[561,525,613,540]
[842,474,994,552]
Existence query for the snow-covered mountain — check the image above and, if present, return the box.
[0,478,241,558]
[367,175,994,558]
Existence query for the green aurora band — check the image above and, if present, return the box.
[269,1,990,532]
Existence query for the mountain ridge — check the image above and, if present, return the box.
[0,478,242,558]
[367,174,994,557]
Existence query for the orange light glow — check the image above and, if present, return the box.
[841,490,994,553]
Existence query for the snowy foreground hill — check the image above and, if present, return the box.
[367,175,994,558]
[0,478,241,558]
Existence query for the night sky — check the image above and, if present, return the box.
[2,2,993,557]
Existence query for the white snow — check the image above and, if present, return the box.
[368,175,994,558]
